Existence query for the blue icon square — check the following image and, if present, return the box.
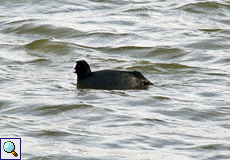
[0,138,21,160]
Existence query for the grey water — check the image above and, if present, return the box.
[1,0,230,159]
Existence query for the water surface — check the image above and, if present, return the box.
[1,0,230,159]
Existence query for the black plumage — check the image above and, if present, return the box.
[70,60,153,89]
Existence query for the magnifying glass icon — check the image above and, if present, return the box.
[3,141,18,157]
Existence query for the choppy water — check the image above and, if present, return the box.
[1,0,230,159]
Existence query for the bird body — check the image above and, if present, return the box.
[70,60,152,89]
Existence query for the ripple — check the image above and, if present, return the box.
[3,19,85,39]
[153,62,198,73]
[32,104,92,116]
[185,40,229,50]
[156,107,230,122]
[192,143,230,151]
[143,118,167,125]
[25,38,75,55]
[178,1,230,14]
[197,92,221,98]
[30,129,72,137]
[95,46,185,61]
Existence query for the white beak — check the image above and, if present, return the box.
[68,69,76,75]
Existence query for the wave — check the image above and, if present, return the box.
[3,19,85,39]
[31,103,93,116]
[24,38,76,55]
[177,1,230,14]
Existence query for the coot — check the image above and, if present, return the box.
[69,60,153,89]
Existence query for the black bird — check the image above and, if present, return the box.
[69,60,153,89]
